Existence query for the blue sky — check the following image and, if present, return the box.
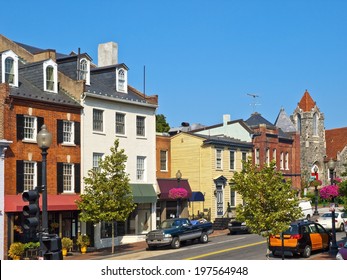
[3,0,347,129]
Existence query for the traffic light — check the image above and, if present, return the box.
[42,234,63,260]
[22,188,40,231]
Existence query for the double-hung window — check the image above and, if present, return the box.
[5,57,14,84]
[24,116,37,141]
[93,153,103,172]
[137,156,146,181]
[136,116,145,137]
[63,121,74,144]
[216,149,222,170]
[2,50,18,87]
[93,109,104,132]
[79,58,90,85]
[229,150,235,170]
[24,162,37,191]
[115,113,125,135]
[160,150,168,171]
[63,163,74,192]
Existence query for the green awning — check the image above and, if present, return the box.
[130,184,157,204]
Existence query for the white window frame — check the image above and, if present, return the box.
[216,149,223,170]
[115,112,126,135]
[136,156,146,181]
[116,68,127,93]
[266,148,270,166]
[160,150,168,172]
[63,163,75,193]
[79,58,90,85]
[280,152,284,170]
[24,161,37,191]
[136,116,146,137]
[1,50,19,87]
[93,153,104,172]
[285,152,289,170]
[272,148,277,163]
[43,60,58,93]
[63,120,75,144]
[93,109,104,132]
[23,116,37,141]
[255,148,260,165]
[229,150,235,170]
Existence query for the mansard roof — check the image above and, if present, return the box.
[298,90,316,112]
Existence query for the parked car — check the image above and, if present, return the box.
[269,220,331,258]
[336,241,347,260]
[228,221,250,235]
[315,211,347,232]
[146,218,214,249]
[298,200,313,219]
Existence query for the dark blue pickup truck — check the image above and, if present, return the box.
[145,218,214,249]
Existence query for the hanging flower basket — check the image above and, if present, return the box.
[310,179,322,187]
[319,185,339,200]
[168,188,188,199]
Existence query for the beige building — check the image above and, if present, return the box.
[171,132,253,221]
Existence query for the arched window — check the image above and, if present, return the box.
[116,67,127,93]
[313,113,318,136]
[1,50,18,87]
[296,114,301,134]
[43,60,58,92]
[79,58,90,85]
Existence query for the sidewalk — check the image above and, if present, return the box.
[64,229,229,260]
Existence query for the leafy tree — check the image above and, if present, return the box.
[230,160,302,258]
[156,114,170,133]
[337,163,347,211]
[76,139,135,254]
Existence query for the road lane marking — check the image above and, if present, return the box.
[184,240,267,260]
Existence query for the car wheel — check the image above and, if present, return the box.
[302,245,312,258]
[339,223,344,232]
[200,232,208,243]
[171,237,180,249]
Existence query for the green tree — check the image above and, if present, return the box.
[156,114,170,133]
[230,160,302,258]
[76,139,135,254]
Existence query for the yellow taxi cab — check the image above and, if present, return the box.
[269,220,331,258]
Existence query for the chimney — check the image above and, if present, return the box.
[98,42,118,67]
[223,114,230,126]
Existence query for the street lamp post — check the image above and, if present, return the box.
[313,165,319,216]
[36,125,52,239]
[176,170,182,218]
[327,158,338,255]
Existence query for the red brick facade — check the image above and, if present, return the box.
[156,134,171,179]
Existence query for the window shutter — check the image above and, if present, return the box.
[37,117,44,132]
[16,114,24,140]
[16,160,24,193]
[37,162,42,187]
[57,120,63,144]
[74,122,80,145]
[74,163,81,193]
[57,163,64,193]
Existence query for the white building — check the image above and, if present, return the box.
[80,42,158,248]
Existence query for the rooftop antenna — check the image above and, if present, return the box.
[247,93,261,113]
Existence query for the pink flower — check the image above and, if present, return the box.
[168,188,188,199]
[333,177,342,184]
[319,185,339,200]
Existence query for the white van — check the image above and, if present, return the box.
[298,200,313,219]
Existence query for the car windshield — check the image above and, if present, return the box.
[283,225,299,234]
[321,213,338,218]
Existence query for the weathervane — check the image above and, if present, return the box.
[247,93,261,113]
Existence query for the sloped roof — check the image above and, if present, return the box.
[298,90,316,112]
[245,112,275,128]
[325,127,347,160]
[275,108,296,133]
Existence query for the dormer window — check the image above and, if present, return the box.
[116,68,127,93]
[43,60,58,93]
[79,58,90,85]
[1,50,19,87]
